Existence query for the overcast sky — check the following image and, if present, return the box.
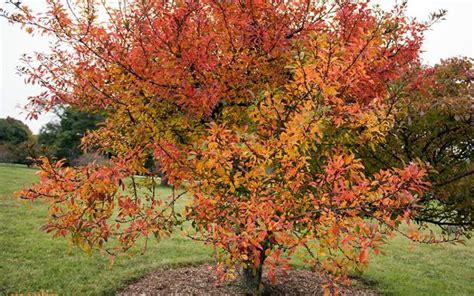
[1,0,473,134]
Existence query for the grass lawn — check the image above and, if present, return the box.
[0,164,473,295]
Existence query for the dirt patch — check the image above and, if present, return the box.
[118,264,378,295]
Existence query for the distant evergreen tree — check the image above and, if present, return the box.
[38,107,103,165]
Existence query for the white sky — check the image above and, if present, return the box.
[1,0,473,134]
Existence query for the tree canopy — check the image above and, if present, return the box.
[0,117,34,165]
[0,117,31,145]
[357,57,473,236]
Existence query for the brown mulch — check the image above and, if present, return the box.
[118,264,378,295]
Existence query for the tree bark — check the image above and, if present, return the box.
[241,249,267,294]
[242,264,264,294]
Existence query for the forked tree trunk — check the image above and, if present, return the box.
[241,250,267,294]
[242,264,264,294]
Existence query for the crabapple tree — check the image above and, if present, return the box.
[2,0,458,292]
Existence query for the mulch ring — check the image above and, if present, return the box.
[118,264,378,295]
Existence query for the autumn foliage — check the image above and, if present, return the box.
[2,0,460,292]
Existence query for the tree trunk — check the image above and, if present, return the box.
[241,249,267,294]
[242,264,264,294]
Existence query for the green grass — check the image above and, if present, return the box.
[364,235,474,295]
[0,164,473,295]
[0,164,212,295]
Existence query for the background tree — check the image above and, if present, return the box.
[357,57,473,236]
[4,0,456,293]
[0,117,30,145]
[0,117,35,165]
[37,106,104,165]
